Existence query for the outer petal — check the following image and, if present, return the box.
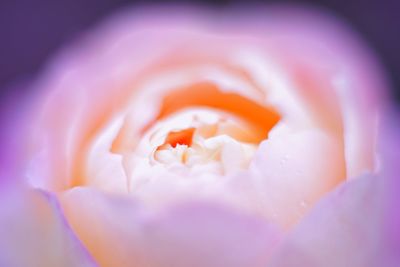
[267,119,400,266]
[379,111,400,263]
[267,174,382,267]
[0,85,35,185]
[60,187,282,267]
[250,129,345,228]
[228,5,387,178]
[0,184,96,267]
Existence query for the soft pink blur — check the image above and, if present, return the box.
[0,4,399,267]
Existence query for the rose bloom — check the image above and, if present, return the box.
[1,5,400,267]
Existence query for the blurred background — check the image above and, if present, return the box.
[0,0,398,102]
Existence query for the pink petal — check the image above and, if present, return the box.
[60,187,282,267]
[377,113,400,262]
[268,174,382,267]
[268,118,400,267]
[250,129,345,228]
[255,6,388,177]
[0,184,96,266]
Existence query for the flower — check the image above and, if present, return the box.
[1,5,399,267]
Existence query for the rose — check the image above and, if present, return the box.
[1,5,399,267]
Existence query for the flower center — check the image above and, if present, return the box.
[144,109,259,173]
[159,127,196,149]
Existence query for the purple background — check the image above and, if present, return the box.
[0,0,399,102]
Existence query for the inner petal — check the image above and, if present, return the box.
[147,81,281,143]
[131,108,260,176]
[160,128,196,149]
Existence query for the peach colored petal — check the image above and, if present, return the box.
[85,113,128,193]
[60,187,282,267]
[255,7,386,177]
[267,114,400,267]
[250,129,345,228]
